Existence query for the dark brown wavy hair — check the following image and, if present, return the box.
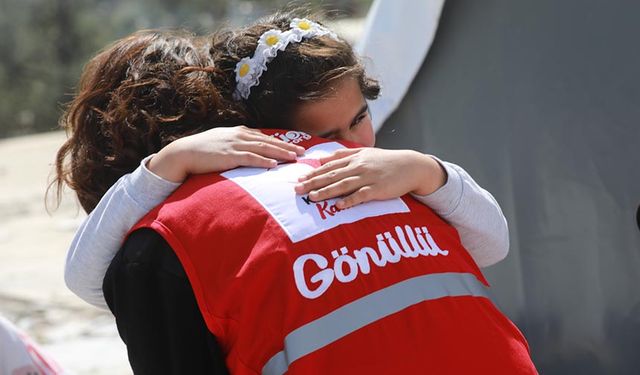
[53,30,245,213]
[53,12,380,214]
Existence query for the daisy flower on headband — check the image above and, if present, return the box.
[290,18,338,40]
[234,57,257,100]
[257,29,288,54]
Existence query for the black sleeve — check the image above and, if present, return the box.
[103,228,229,375]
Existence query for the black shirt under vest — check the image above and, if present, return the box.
[103,228,229,374]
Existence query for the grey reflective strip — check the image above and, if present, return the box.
[262,272,489,375]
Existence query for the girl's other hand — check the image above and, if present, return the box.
[149,126,305,182]
[294,148,446,209]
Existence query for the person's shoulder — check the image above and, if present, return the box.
[119,228,187,278]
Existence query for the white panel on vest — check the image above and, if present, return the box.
[222,142,410,243]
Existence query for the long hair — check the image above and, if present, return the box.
[53,30,245,213]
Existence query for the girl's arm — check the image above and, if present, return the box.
[64,155,181,309]
[295,148,509,268]
[65,126,305,309]
[410,159,509,267]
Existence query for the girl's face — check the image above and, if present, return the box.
[291,77,375,147]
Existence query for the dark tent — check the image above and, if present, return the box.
[369,0,640,373]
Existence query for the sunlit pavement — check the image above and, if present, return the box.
[0,131,131,375]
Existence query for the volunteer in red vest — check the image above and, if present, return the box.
[106,130,536,374]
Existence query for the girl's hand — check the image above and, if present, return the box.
[148,126,305,182]
[294,148,447,209]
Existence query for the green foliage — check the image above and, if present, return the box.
[0,0,371,138]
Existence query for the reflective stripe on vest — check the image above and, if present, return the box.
[262,272,489,375]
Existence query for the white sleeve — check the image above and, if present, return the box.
[411,158,509,268]
[64,154,181,309]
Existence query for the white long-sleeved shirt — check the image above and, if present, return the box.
[64,155,509,309]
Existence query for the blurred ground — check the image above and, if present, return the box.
[0,131,131,375]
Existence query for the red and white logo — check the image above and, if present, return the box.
[271,130,312,144]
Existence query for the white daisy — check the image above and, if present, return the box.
[234,57,258,100]
[235,57,255,81]
[290,18,338,40]
[257,29,287,51]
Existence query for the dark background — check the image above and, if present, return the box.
[378,1,640,374]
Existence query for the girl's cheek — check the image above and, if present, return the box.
[359,119,375,147]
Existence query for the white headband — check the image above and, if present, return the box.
[233,18,339,100]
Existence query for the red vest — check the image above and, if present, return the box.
[131,130,537,374]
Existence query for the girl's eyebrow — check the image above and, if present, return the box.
[350,103,369,126]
